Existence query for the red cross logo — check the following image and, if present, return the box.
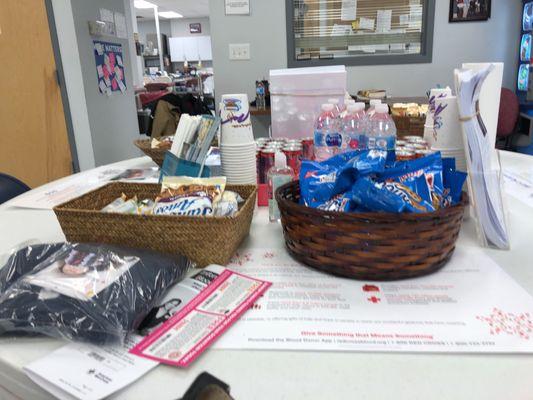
[367,296,381,304]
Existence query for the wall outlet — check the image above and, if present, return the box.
[229,43,250,60]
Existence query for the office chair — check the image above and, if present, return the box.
[0,173,30,204]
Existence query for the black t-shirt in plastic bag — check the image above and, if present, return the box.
[0,243,190,345]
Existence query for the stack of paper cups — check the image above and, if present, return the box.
[425,87,452,130]
[219,94,256,184]
[427,96,467,172]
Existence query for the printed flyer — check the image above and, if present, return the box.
[131,266,271,367]
[214,247,533,353]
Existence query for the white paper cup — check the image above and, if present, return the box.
[426,87,453,129]
[220,94,254,145]
[430,96,464,151]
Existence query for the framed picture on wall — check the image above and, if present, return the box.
[190,23,201,34]
[449,0,491,22]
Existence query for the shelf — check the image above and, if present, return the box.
[250,106,271,116]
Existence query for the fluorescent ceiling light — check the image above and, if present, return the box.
[158,11,184,18]
[134,0,156,9]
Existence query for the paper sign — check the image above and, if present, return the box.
[131,267,271,367]
[376,9,392,32]
[359,17,375,30]
[214,247,533,354]
[24,335,157,400]
[99,8,114,23]
[114,12,127,39]
[341,0,357,21]
[409,4,423,30]
[331,24,352,36]
[225,0,250,15]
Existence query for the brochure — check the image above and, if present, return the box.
[6,167,158,210]
[130,266,271,367]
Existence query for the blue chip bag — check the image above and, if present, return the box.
[444,170,467,205]
[299,160,339,207]
[300,150,387,208]
[317,193,353,212]
[350,177,434,214]
[441,157,467,205]
[378,152,444,209]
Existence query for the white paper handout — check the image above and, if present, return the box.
[455,64,509,249]
[6,181,96,210]
[376,10,392,32]
[358,17,375,30]
[409,5,423,30]
[5,166,158,210]
[341,0,357,21]
[114,12,127,39]
[215,247,533,353]
[99,8,114,23]
[24,335,158,400]
[331,24,352,36]
[503,168,533,208]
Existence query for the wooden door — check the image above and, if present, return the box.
[0,0,72,188]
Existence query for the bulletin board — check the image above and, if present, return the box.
[93,40,127,95]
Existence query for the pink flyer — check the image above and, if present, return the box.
[130,268,271,367]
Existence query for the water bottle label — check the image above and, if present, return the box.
[349,134,368,149]
[376,138,388,149]
[325,132,342,148]
[349,137,359,149]
[314,130,325,146]
[370,136,395,151]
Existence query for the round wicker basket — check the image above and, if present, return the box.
[134,139,167,167]
[275,180,467,280]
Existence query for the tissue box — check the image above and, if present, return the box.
[269,66,347,140]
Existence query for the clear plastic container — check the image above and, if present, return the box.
[367,103,396,153]
[314,103,342,161]
[268,152,294,222]
[342,102,367,151]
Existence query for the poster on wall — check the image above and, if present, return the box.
[93,40,126,96]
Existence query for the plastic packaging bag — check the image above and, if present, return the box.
[0,242,191,345]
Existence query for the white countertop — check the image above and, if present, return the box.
[0,152,533,399]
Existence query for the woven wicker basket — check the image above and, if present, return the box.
[392,115,425,137]
[54,182,257,267]
[275,181,467,281]
[134,139,167,167]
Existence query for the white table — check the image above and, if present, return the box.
[1,152,533,400]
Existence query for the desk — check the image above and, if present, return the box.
[1,152,533,399]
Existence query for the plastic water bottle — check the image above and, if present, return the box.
[367,104,396,155]
[328,98,342,116]
[366,99,382,118]
[314,103,341,161]
[341,103,367,151]
[340,99,356,118]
